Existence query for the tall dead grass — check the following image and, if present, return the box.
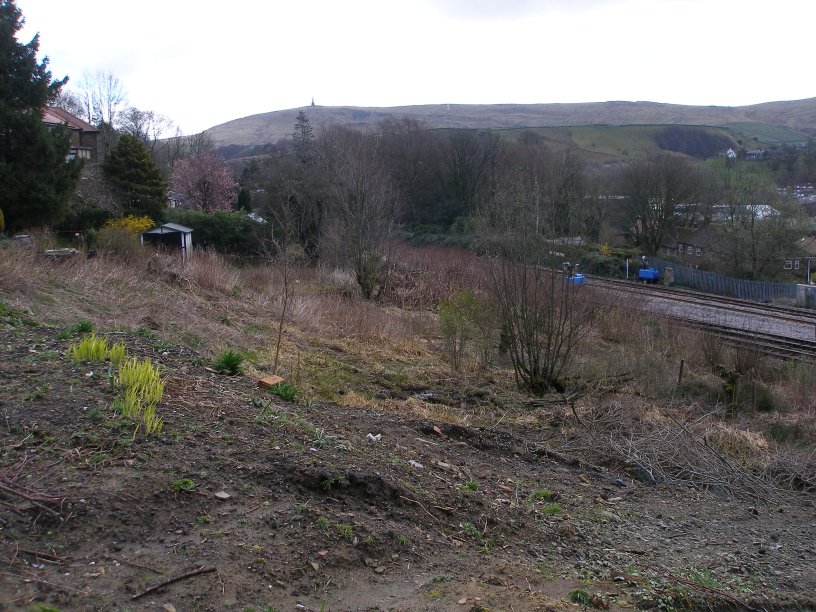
[0,242,39,297]
[181,250,242,292]
[289,291,430,344]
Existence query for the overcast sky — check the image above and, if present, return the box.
[17,0,814,135]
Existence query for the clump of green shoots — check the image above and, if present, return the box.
[269,381,298,402]
[108,340,127,365]
[115,357,165,438]
[68,332,165,439]
[67,333,128,365]
[67,333,111,362]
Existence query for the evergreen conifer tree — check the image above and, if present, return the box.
[0,0,82,232]
[102,134,167,221]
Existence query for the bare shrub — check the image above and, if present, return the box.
[492,261,597,394]
[385,243,484,309]
[731,346,764,377]
[696,331,724,370]
[776,358,816,414]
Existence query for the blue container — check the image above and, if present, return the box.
[566,273,585,286]
[638,268,660,281]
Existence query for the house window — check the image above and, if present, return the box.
[696,247,702,256]
[687,246,693,255]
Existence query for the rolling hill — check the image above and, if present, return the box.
[205,98,816,150]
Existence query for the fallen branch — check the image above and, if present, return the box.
[0,570,83,593]
[398,495,440,522]
[0,481,64,519]
[16,547,64,563]
[532,446,605,473]
[131,565,216,600]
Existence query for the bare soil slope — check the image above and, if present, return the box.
[2,323,815,610]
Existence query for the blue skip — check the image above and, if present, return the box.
[638,268,660,283]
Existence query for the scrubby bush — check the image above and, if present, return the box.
[166,209,270,255]
[95,226,143,260]
[438,290,494,370]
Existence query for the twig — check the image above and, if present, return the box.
[16,548,63,563]
[414,437,439,446]
[10,434,33,449]
[105,554,164,574]
[131,565,216,600]
[0,481,66,518]
[490,411,508,431]
[398,495,440,522]
[0,570,83,593]
[570,399,583,425]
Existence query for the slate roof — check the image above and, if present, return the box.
[43,107,99,133]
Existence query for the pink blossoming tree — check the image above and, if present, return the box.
[170,151,237,212]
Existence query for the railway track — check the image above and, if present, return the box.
[585,275,816,360]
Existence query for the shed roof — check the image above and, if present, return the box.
[143,223,193,235]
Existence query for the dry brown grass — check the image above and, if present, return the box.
[181,250,242,292]
[3,240,816,494]
[703,422,771,468]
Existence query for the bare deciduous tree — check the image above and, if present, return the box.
[119,107,173,152]
[441,130,501,227]
[318,125,400,300]
[480,148,596,394]
[622,152,699,254]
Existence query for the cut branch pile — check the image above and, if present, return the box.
[555,403,791,502]
[0,456,70,521]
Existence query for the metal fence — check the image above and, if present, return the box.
[649,258,798,302]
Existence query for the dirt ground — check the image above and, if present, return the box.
[1,324,815,611]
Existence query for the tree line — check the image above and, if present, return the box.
[1,0,810,287]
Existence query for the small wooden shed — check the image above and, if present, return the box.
[141,223,193,258]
